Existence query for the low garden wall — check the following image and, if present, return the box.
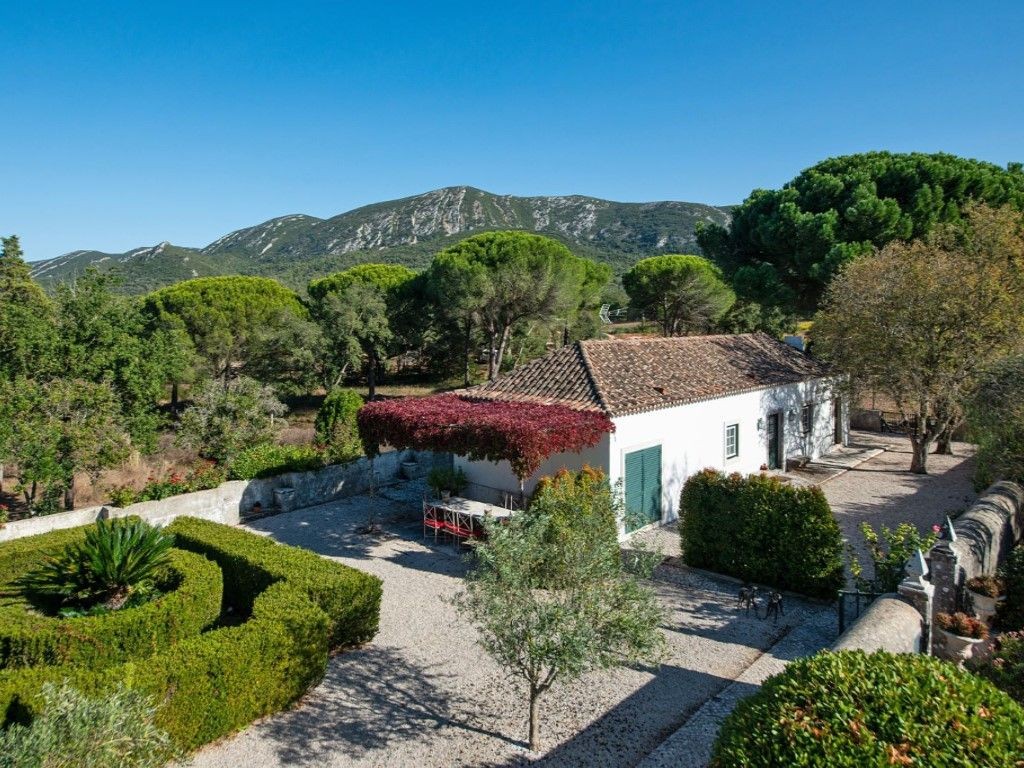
[832,595,922,654]
[0,449,441,543]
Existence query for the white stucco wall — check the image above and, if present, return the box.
[453,377,845,524]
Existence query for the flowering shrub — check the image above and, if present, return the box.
[358,394,614,479]
[936,611,988,640]
[968,575,1006,598]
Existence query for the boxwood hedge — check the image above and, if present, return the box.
[679,469,845,598]
[166,516,382,646]
[0,516,381,752]
[711,650,1024,767]
[0,548,222,670]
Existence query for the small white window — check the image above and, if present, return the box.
[725,423,739,459]
[801,404,814,434]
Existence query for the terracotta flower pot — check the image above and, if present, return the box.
[936,627,986,664]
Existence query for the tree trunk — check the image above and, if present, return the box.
[64,478,76,511]
[494,325,512,379]
[935,427,954,455]
[367,355,377,400]
[909,435,932,474]
[171,381,180,413]
[0,463,4,493]
[529,685,541,751]
[487,325,498,381]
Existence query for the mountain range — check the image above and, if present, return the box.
[30,186,732,294]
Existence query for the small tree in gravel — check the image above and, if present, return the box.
[176,376,287,464]
[455,479,665,751]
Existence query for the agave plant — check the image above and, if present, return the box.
[20,518,175,612]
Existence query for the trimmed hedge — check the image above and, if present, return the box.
[0,548,222,670]
[680,469,845,598]
[711,650,1024,767]
[167,516,382,646]
[0,516,381,752]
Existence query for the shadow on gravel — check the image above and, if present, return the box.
[263,645,520,764]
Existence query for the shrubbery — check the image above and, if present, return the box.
[0,682,176,768]
[0,547,222,669]
[108,461,225,507]
[679,469,844,598]
[166,516,381,646]
[228,443,326,480]
[999,544,1024,630]
[971,631,1024,704]
[0,516,382,752]
[711,650,1024,767]
[314,388,364,462]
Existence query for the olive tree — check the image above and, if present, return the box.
[455,477,664,750]
[815,204,1024,473]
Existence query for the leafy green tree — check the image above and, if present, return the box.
[0,683,176,768]
[848,522,939,593]
[314,389,364,462]
[175,376,287,464]
[142,276,312,387]
[0,235,58,382]
[966,354,1024,489]
[427,232,606,380]
[623,254,735,336]
[699,152,1024,311]
[815,205,1024,473]
[308,265,414,398]
[717,300,793,337]
[56,270,176,451]
[0,378,131,511]
[455,477,664,750]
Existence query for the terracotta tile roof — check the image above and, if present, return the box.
[465,333,831,417]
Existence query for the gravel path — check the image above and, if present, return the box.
[821,432,978,575]
[186,482,832,768]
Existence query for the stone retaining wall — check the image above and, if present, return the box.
[832,595,922,654]
[0,449,442,543]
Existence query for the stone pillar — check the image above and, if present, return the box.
[929,541,960,617]
[898,548,935,654]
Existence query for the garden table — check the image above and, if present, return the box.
[423,496,514,545]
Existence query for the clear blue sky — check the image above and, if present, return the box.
[3,1,1022,261]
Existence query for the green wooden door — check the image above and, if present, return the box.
[624,445,662,532]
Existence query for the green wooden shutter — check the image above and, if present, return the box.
[624,445,662,532]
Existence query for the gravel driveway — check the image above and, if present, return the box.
[186,482,832,768]
[820,432,978,573]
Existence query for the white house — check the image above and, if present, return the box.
[455,333,846,533]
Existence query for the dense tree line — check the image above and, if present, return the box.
[699,152,1024,313]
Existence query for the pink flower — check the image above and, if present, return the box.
[932,524,942,534]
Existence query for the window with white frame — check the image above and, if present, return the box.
[725,423,739,459]
[801,403,814,434]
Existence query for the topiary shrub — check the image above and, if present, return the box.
[711,650,1024,767]
[0,517,381,752]
[166,516,382,647]
[0,548,222,670]
[679,469,844,598]
[228,443,326,480]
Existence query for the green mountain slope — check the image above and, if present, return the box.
[30,186,731,294]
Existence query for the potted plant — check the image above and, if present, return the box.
[935,611,988,664]
[966,575,1006,623]
[427,467,468,500]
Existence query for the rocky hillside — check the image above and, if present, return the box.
[31,186,731,293]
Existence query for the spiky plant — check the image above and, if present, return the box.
[20,518,175,612]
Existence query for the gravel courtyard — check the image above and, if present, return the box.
[186,481,833,768]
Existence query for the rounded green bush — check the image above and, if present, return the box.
[711,650,1024,767]
[0,548,222,670]
[680,469,845,598]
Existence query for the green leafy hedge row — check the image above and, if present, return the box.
[166,516,382,646]
[227,443,327,480]
[0,548,222,670]
[679,469,845,598]
[0,517,382,751]
[711,650,1024,767]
